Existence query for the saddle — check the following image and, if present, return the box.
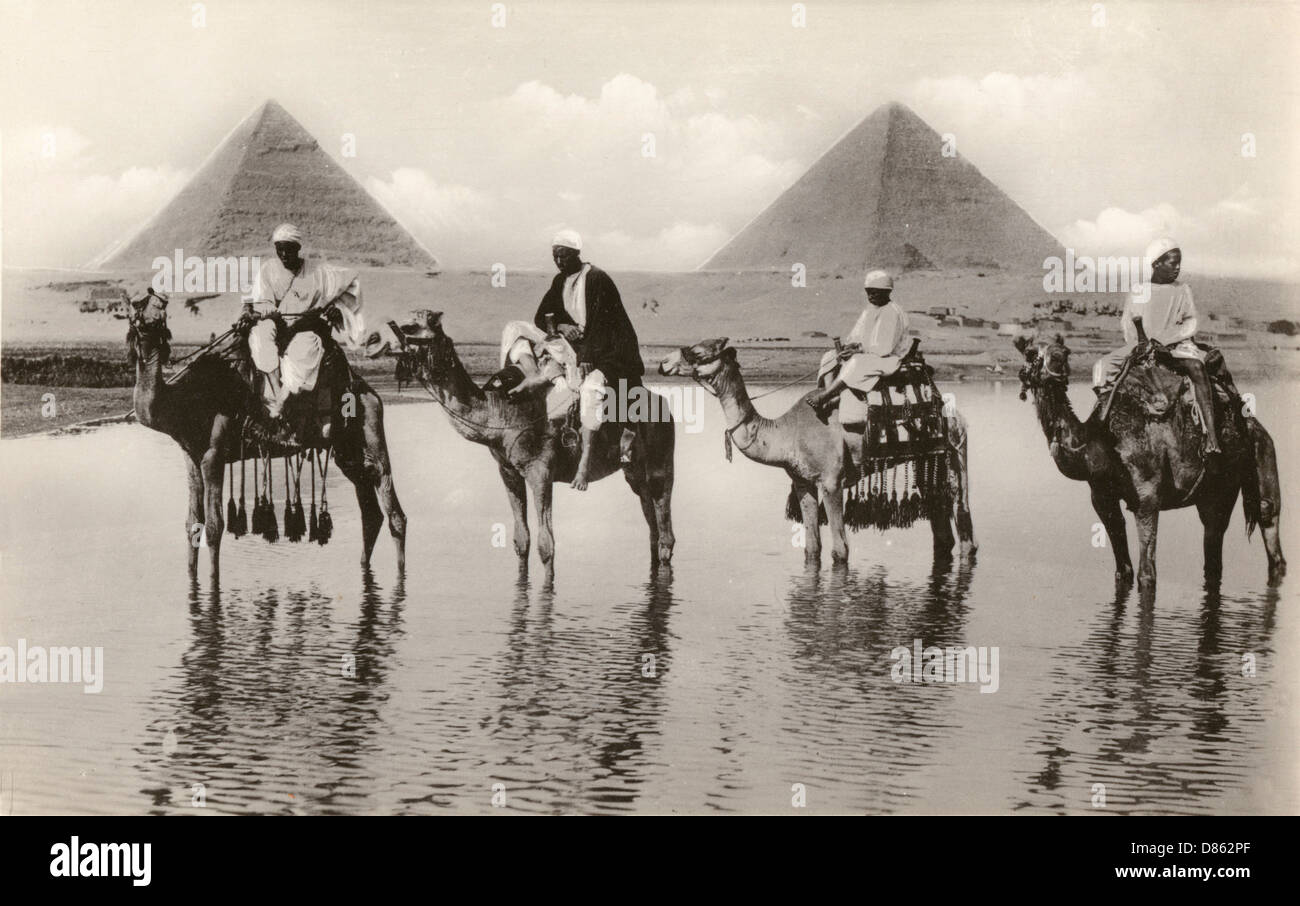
[237,313,354,448]
[1101,341,1240,440]
[825,339,947,454]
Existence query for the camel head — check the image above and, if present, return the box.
[1015,334,1069,399]
[126,288,171,367]
[659,337,733,380]
[364,310,454,384]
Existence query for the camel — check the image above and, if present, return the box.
[127,290,406,582]
[658,338,976,565]
[1015,333,1285,595]
[368,311,674,584]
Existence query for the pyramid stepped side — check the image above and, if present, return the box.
[700,101,1063,275]
[868,105,1064,271]
[97,101,437,270]
[701,105,892,274]
[88,108,261,270]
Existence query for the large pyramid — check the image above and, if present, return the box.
[94,99,437,270]
[701,101,1063,274]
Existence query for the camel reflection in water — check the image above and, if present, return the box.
[1022,583,1281,814]
[476,570,678,814]
[776,562,976,813]
[135,570,406,814]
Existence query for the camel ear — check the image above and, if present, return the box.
[426,311,443,333]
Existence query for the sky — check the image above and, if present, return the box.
[2,0,1297,277]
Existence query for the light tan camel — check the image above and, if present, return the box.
[659,338,975,564]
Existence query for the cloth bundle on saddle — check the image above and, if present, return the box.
[819,337,948,455]
[483,313,586,438]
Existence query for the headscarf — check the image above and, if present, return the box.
[551,229,582,251]
[1144,237,1179,277]
[272,223,304,245]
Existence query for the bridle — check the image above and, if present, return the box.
[673,344,760,458]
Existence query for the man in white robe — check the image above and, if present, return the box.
[807,269,911,416]
[241,223,365,418]
[1092,237,1222,453]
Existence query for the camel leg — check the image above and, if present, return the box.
[1246,419,1287,586]
[526,467,556,586]
[184,454,204,578]
[796,480,822,564]
[822,482,848,564]
[638,491,660,567]
[652,478,675,566]
[1134,498,1160,596]
[1090,484,1133,587]
[948,427,978,560]
[199,445,225,583]
[498,461,530,561]
[361,390,407,571]
[1197,486,1236,590]
[337,457,383,567]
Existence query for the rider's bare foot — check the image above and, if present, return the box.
[508,371,551,395]
[571,471,590,491]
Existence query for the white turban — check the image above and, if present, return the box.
[551,229,582,252]
[272,223,303,245]
[863,268,894,290]
[1144,236,1178,274]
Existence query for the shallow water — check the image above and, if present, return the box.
[1,381,1296,815]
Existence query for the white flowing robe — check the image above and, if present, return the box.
[247,257,365,395]
[1093,282,1202,387]
[818,301,911,392]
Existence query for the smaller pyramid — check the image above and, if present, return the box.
[94,100,437,270]
[701,101,1063,274]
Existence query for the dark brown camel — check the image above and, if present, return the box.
[1016,334,1284,595]
[127,291,406,582]
[659,338,976,565]
[368,311,674,585]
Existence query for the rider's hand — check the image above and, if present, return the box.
[558,323,582,342]
[236,303,256,329]
[838,343,862,361]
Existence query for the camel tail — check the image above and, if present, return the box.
[785,484,827,525]
[1241,455,1261,541]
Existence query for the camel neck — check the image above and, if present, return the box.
[710,360,775,461]
[133,346,166,428]
[421,355,509,446]
[1037,380,1090,476]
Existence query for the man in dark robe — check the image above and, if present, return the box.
[522,230,644,489]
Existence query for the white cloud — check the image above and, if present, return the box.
[592,222,731,271]
[1059,186,1296,279]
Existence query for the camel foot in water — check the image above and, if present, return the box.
[1268,557,1287,587]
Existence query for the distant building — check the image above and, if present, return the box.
[80,287,128,313]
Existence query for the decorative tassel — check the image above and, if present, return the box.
[316,501,332,545]
[226,461,238,535]
[724,430,733,462]
[308,450,318,541]
[233,451,247,537]
[316,449,333,545]
[261,454,279,542]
